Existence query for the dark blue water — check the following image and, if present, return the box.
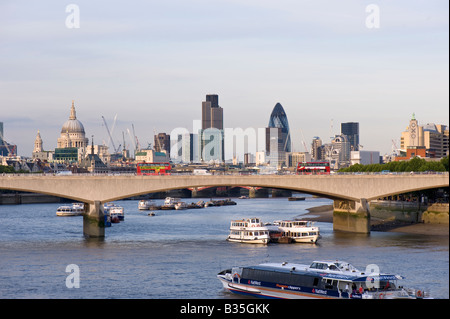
[0,196,448,299]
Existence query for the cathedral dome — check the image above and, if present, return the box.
[61,118,85,134]
[60,101,86,134]
[57,101,89,150]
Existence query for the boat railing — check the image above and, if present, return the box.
[404,288,431,299]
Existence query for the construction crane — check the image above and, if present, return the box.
[126,128,135,151]
[391,139,401,156]
[154,129,162,152]
[101,116,119,153]
[299,128,309,153]
[132,124,141,151]
[0,131,14,156]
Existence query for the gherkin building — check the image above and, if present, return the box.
[268,102,291,153]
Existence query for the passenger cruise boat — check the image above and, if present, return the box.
[56,203,84,216]
[104,203,124,221]
[175,202,188,210]
[218,260,429,299]
[161,197,181,210]
[270,220,320,243]
[227,218,270,245]
[138,200,155,210]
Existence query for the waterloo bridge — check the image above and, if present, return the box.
[0,173,448,237]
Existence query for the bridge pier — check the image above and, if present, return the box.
[271,189,292,198]
[249,187,269,198]
[333,198,371,234]
[83,201,105,238]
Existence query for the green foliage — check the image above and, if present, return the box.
[0,165,15,173]
[339,156,449,173]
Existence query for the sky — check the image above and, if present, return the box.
[0,0,448,158]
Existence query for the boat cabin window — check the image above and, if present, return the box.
[328,265,338,270]
[310,262,330,270]
[313,278,319,287]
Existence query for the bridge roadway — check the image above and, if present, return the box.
[1,173,448,236]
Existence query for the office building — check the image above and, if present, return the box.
[0,121,17,156]
[266,103,291,167]
[400,114,449,158]
[311,136,324,161]
[176,133,194,163]
[154,133,170,154]
[341,122,359,151]
[350,151,380,165]
[200,94,224,162]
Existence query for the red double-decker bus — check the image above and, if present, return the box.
[137,163,171,175]
[297,162,330,175]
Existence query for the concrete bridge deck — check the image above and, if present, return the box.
[1,173,448,236]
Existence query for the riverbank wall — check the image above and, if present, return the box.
[370,200,449,225]
[0,193,70,205]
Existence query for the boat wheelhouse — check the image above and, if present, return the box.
[272,220,320,243]
[227,218,270,245]
[218,260,429,299]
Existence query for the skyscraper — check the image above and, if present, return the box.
[266,102,291,166]
[0,121,17,156]
[154,133,170,154]
[341,122,359,151]
[202,94,223,130]
[200,94,224,162]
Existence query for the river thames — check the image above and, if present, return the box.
[0,196,448,299]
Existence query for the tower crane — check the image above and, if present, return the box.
[101,116,119,153]
[299,128,309,153]
[132,124,141,152]
[391,139,400,156]
[0,131,14,156]
[154,129,162,152]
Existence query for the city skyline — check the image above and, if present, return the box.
[1,1,448,157]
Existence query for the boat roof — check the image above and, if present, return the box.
[231,217,262,222]
[246,262,404,282]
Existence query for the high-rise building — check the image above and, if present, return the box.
[311,136,323,161]
[341,122,359,151]
[266,103,291,167]
[202,94,223,130]
[399,114,449,158]
[200,94,224,162]
[176,133,194,163]
[154,133,170,154]
[0,121,17,156]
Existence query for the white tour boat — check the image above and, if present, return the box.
[138,200,155,210]
[104,202,124,221]
[227,218,270,245]
[218,260,431,299]
[161,197,181,209]
[271,220,320,243]
[56,203,84,216]
[175,201,188,210]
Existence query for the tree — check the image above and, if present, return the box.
[0,165,15,174]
